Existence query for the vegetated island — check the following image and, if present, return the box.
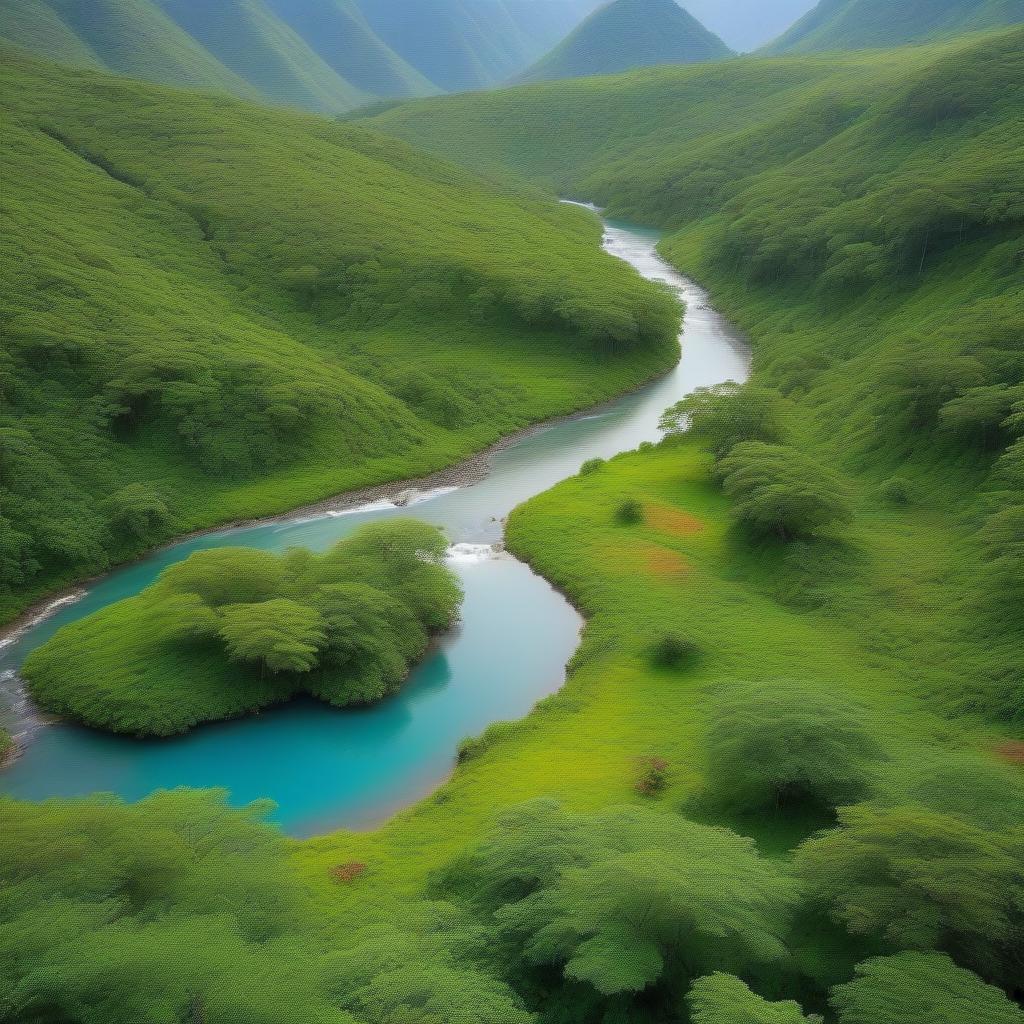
[20,520,461,736]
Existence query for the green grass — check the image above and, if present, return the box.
[515,0,731,84]
[0,51,679,622]
[764,0,1024,54]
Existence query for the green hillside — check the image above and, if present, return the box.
[357,0,537,91]
[765,0,1024,53]
[0,0,260,98]
[154,0,369,112]
[518,0,732,83]
[370,26,1024,724]
[264,0,437,98]
[0,51,679,620]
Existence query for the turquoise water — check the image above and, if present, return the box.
[0,216,750,836]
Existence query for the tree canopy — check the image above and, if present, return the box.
[659,382,784,458]
[702,679,882,812]
[714,442,852,541]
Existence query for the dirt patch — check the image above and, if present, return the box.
[645,546,691,577]
[645,503,704,537]
[994,741,1024,765]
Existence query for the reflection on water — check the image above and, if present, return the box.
[0,216,749,836]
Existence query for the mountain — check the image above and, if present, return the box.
[765,0,1024,52]
[517,0,732,84]
[0,49,677,615]
[503,0,603,56]
[356,0,537,91]
[153,0,369,111]
[264,0,437,98]
[0,0,259,98]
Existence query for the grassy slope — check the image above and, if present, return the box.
[518,0,732,84]
[764,0,1024,53]
[0,52,679,621]
[300,23,1023,941]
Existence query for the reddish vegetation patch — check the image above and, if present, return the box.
[636,756,669,796]
[645,504,704,537]
[644,545,691,577]
[330,861,368,883]
[994,741,1024,765]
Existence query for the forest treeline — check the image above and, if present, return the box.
[0,49,680,620]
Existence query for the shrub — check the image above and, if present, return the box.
[635,756,670,796]
[615,498,644,524]
[650,633,699,668]
[579,457,605,475]
[878,477,913,505]
[703,680,882,812]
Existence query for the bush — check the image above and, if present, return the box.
[703,680,882,812]
[615,498,644,524]
[714,442,852,541]
[579,457,606,475]
[878,477,913,505]
[650,633,699,668]
[831,952,1024,1024]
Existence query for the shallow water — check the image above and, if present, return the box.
[0,214,750,836]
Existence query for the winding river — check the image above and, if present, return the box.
[0,214,750,837]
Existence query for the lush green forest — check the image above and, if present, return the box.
[0,50,679,621]
[764,0,1024,53]
[1,11,1023,1024]
[516,0,731,84]
[22,521,460,734]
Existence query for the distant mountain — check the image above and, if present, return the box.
[357,0,538,91]
[683,0,817,51]
[518,0,731,83]
[154,0,369,111]
[0,0,259,97]
[503,0,602,56]
[265,0,437,97]
[765,0,1024,52]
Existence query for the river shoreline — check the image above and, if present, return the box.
[0,358,680,651]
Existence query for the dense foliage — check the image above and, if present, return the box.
[21,520,461,734]
[0,50,679,619]
[702,679,882,811]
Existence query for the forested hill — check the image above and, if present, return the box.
[516,0,731,84]
[764,0,1024,53]
[0,51,679,621]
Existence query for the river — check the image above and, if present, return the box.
[0,213,750,837]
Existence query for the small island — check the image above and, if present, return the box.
[21,521,462,737]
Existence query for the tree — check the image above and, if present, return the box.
[158,547,284,607]
[795,803,1024,986]
[714,442,852,541]
[103,483,173,543]
[440,801,799,1015]
[831,952,1023,1024]
[703,680,882,812]
[688,973,822,1024]
[219,599,326,675]
[659,382,784,457]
